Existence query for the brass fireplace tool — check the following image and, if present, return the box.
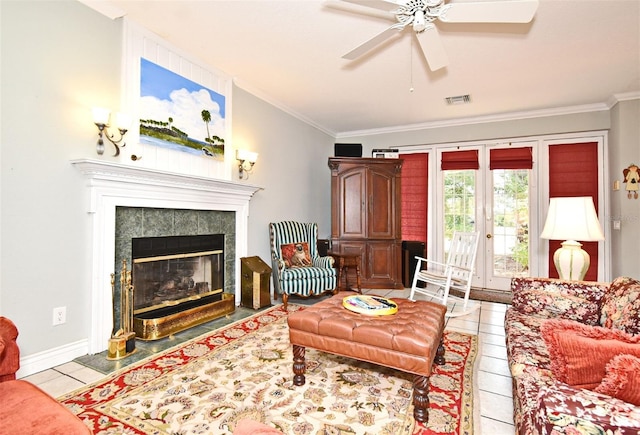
[107,259,137,360]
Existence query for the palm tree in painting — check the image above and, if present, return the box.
[201,110,211,142]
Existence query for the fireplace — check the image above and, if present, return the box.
[129,234,234,340]
[72,159,261,354]
[132,234,225,312]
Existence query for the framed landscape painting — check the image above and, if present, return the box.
[139,58,226,159]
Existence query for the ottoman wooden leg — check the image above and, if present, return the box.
[435,337,445,365]
[292,344,306,386]
[412,374,430,423]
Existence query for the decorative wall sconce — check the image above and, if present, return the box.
[236,149,258,179]
[92,107,131,156]
[623,163,639,199]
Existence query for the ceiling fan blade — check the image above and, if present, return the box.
[415,25,449,71]
[439,0,539,23]
[340,0,403,12]
[343,23,404,60]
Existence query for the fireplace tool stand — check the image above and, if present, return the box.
[107,259,137,360]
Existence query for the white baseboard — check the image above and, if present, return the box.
[16,339,89,378]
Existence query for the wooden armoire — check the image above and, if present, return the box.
[328,157,404,289]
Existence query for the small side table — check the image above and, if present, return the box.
[328,252,362,294]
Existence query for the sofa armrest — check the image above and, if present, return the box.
[0,317,20,382]
[535,381,640,434]
[510,277,609,324]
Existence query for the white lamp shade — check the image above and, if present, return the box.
[115,112,132,130]
[92,107,111,125]
[540,196,604,242]
[236,149,258,163]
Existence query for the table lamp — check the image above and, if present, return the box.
[540,196,604,281]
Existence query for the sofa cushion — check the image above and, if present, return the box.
[280,242,312,268]
[541,319,640,389]
[600,276,640,335]
[594,354,640,406]
[505,310,552,372]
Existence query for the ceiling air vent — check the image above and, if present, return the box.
[445,94,471,105]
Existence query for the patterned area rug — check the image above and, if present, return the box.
[60,304,478,435]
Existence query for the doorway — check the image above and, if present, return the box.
[433,143,535,292]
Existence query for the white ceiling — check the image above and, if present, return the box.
[89,0,640,136]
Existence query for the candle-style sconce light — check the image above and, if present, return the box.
[92,107,131,157]
[236,149,258,179]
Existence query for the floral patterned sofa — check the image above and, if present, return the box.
[505,276,640,435]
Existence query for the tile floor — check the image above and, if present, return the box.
[21,288,514,434]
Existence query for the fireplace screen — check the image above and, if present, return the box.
[131,234,224,315]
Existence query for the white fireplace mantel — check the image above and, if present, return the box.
[72,159,261,354]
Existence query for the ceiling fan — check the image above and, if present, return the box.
[341,0,539,71]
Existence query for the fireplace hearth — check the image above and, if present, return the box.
[131,234,235,340]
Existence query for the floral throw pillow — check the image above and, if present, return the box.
[594,354,640,406]
[599,276,640,335]
[280,242,312,268]
[540,319,640,390]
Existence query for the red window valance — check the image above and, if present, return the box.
[441,150,479,170]
[490,147,533,170]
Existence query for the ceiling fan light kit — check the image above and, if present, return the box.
[341,0,539,71]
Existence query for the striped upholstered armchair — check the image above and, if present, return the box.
[269,221,337,310]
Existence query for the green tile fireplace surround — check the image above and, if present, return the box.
[112,207,236,333]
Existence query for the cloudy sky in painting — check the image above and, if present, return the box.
[139,58,225,143]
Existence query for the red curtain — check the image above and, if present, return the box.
[401,153,428,243]
[490,147,533,170]
[441,150,479,170]
[547,142,600,281]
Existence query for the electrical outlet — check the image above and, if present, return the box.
[52,306,66,326]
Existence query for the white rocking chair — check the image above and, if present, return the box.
[409,231,480,317]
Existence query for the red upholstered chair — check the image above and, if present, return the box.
[0,316,20,382]
[0,316,93,434]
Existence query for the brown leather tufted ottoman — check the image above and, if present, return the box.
[287,291,446,423]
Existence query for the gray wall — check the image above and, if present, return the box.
[609,99,640,278]
[1,0,122,359]
[232,86,335,266]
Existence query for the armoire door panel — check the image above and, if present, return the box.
[367,241,396,281]
[340,169,366,238]
[368,169,395,238]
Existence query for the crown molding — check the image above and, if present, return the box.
[608,91,640,108]
[335,101,617,139]
[77,0,126,19]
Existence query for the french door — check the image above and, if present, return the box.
[435,142,537,292]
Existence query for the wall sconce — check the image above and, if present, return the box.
[236,149,258,179]
[92,107,131,157]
